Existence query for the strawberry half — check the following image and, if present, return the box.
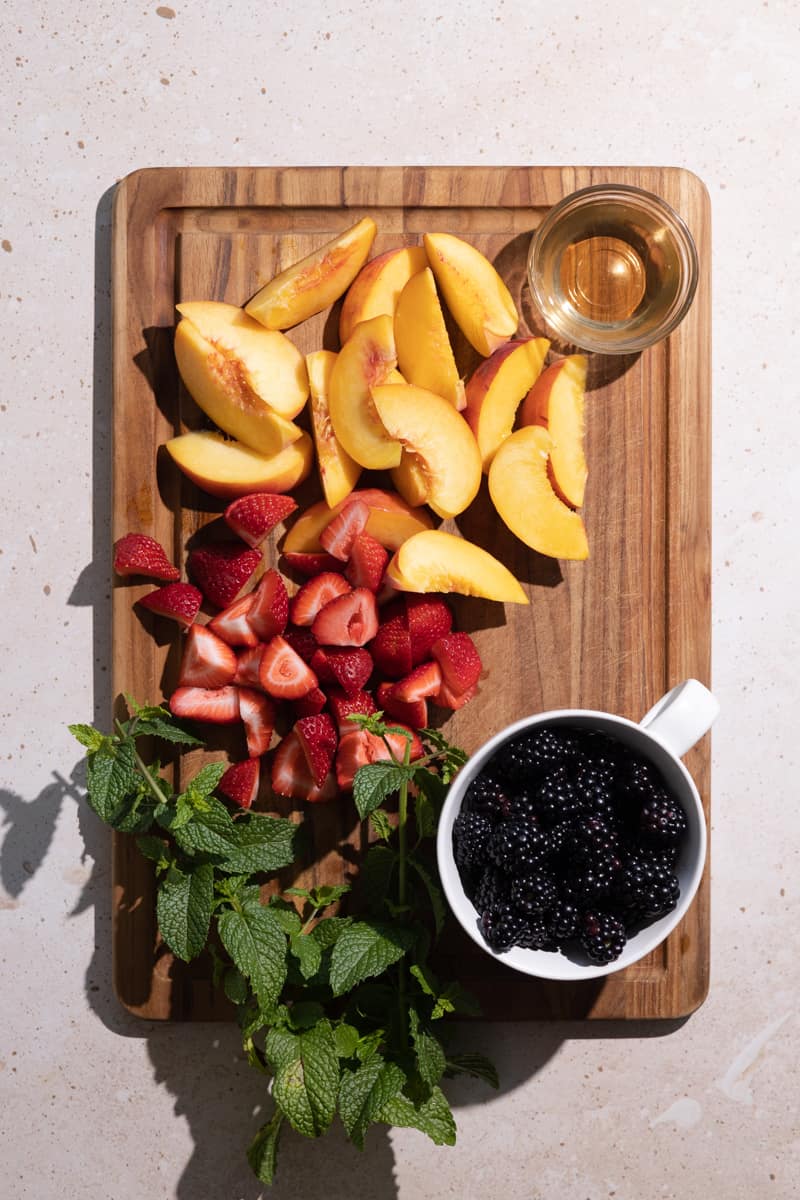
[295,713,338,787]
[292,686,328,719]
[335,725,423,790]
[434,679,478,711]
[234,644,265,688]
[370,607,413,678]
[188,542,262,609]
[224,493,298,548]
[169,685,240,724]
[392,660,442,703]
[311,588,378,647]
[218,759,260,809]
[282,551,343,578]
[259,635,318,700]
[283,627,320,664]
[178,624,238,688]
[290,572,351,627]
[324,647,373,697]
[376,681,427,730]
[238,687,277,757]
[346,532,389,593]
[271,731,335,803]
[431,632,482,693]
[113,533,179,581]
[208,593,259,647]
[136,582,202,627]
[328,688,376,734]
[319,498,370,561]
[405,595,453,665]
[309,647,336,684]
[248,568,289,641]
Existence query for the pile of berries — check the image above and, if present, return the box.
[452,725,688,965]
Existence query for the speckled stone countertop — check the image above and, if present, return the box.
[1,2,798,1197]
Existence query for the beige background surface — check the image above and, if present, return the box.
[1,2,797,1198]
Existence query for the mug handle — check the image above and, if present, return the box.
[639,678,719,758]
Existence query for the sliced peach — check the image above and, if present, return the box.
[164,430,313,499]
[174,319,303,457]
[328,314,401,470]
[386,530,528,605]
[464,337,550,471]
[518,354,588,509]
[391,451,431,508]
[176,301,308,419]
[394,267,465,410]
[488,426,589,560]
[245,216,377,330]
[370,384,481,519]
[423,232,518,357]
[283,489,433,554]
[339,245,428,344]
[306,349,362,508]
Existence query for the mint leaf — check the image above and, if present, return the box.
[308,883,350,908]
[360,845,396,911]
[217,894,287,1007]
[445,1053,499,1089]
[409,1009,446,1087]
[268,899,303,936]
[368,806,393,841]
[329,920,414,996]
[309,916,353,949]
[290,932,323,980]
[181,761,228,808]
[353,762,415,820]
[156,862,214,962]
[408,857,446,938]
[85,739,139,825]
[247,1108,283,1185]
[287,1001,326,1031]
[333,1022,360,1059]
[431,981,481,1020]
[338,1056,405,1151]
[266,1021,339,1139]
[223,966,249,1005]
[136,835,171,872]
[217,815,298,874]
[166,795,236,851]
[68,723,106,752]
[375,1084,456,1146]
[133,716,203,746]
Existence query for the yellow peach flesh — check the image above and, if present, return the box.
[423,232,518,357]
[339,245,429,344]
[386,530,528,604]
[328,314,401,470]
[164,430,313,499]
[394,267,465,410]
[519,354,588,509]
[306,349,361,508]
[464,337,550,471]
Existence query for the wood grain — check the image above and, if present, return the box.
[111,166,711,1021]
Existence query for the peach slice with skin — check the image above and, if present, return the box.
[306,349,362,508]
[176,301,308,419]
[339,245,428,344]
[391,451,431,508]
[488,425,589,560]
[394,267,465,411]
[423,232,519,357]
[328,314,402,470]
[518,354,588,509]
[245,216,377,331]
[283,488,434,554]
[370,384,481,519]
[464,336,550,472]
[386,530,529,605]
[164,430,313,499]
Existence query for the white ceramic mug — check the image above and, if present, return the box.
[436,679,720,981]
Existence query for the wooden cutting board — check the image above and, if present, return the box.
[111,166,711,1021]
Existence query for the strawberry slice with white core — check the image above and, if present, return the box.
[319,498,370,561]
[234,644,266,688]
[292,686,328,720]
[258,635,319,700]
[345,532,389,592]
[376,681,427,730]
[282,551,344,577]
[431,632,482,693]
[290,572,351,627]
[113,532,179,581]
[392,660,442,703]
[224,493,298,548]
[405,595,453,665]
[169,685,240,724]
[187,542,262,609]
[271,731,335,802]
[218,759,260,809]
[238,687,277,757]
[178,624,238,688]
[434,679,478,710]
[207,593,260,647]
[137,582,202,627]
[311,587,378,647]
[295,713,338,787]
[327,688,376,735]
[248,568,289,641]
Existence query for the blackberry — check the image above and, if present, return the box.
[572,767,618,820]
[464,773,510,821]
[639,790,688,845]
[546,899,581,943]
[580,911,627,965]
[468,866,508,913]
[533,769,581,825]
[516,825,553,872]
[480,904,526,952]
[511,870,558,915]
[452,811,494,872]
[494,727,578,786]
[494,739,542,787]
[625,756,663,796]
[576,732,624,778]
[566,814,620,865]
[507,789,541,821]
[489,818,550,871]
[617,854,680,920]
[516,916,550,950]
[565,855,620,905]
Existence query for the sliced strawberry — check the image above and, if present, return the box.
[259,635,318,700]
[238,687,277,758]
[392,660,442,703]
[177,624,238,688]
[385,725,424,762]
[345,532,388,592]
[218,759,260,809]
[405,595,453,665]
[433,679,479,711]
[431,632,482,693]
[188,542,262,609]
[234,644,265,688]
[370,608,413,678]
[136,582,202,627]
[113,532,179,581]
[169,685,240,724]
[290,572,351,627]
[309,647,336,684]
[376,682,427,730]
[248,568,289,641]
[282,551,344,577]
[324,647,373,697]
[283,627,319,664]
[224,493,298,548]
[293,686,328,719]
[295,713,338,788]
[328,688,376,735]
[311,588,378,647]
[319,498,370,561]
[207,593,260,647]
[271,731,336,803]
[335,725,423,789]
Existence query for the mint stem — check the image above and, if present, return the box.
[114,718,171,808]
[396,738,412,1046]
